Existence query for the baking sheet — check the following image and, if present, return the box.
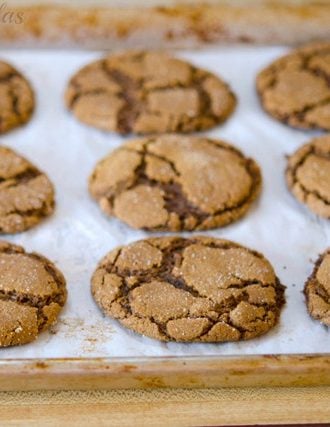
[0,47,329,359]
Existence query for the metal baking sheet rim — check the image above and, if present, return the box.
[1,354,330,390]
[0,47,329,389]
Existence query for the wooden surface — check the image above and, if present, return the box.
[1,355,330,391]
[0,387,330,426]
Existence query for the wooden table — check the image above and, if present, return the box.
[1,387,330,426]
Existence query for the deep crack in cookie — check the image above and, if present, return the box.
[286,135,330,218]
[91,236,285,343]
[89,135,262,231]
[305,249,330,326]
[0,241,67,347]
[257,42,330,131]
[0,146,55,234]
[65,51,236,135]
[0,61,34,134]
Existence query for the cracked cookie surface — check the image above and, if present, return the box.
[0,241,67,347]
[305,249,330,326]
[256,42,330,131]
[286,135,330,218]
[0,146,55,234]
[0,61,34,134]
[92,236,285,343]
[89,135,261,231]
[65,51,236,135]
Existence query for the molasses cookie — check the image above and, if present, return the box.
[0,241,67,347]
[92,236,285,342]
[257,42,330,131]
[0,61,34,134]
[304,249,330,326]
[0,146,55,234]
[89,135,261,231]
[286,135,330,218]
[65,51,236,134]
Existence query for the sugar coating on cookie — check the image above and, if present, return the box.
[0,241,67,347]
[305,249,330,326]
[0,61,34,134]
[286,135,330,218]
[257,42,330,131]
[65,51,236,135]
[92,236,285,343]
[89,135,261,231]
[0,146,55,234]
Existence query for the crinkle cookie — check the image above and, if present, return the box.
[305,249,330,326]
[286,135,330,218]
[0,241,67,347]
[257,42,330,131]
[89,135,261,231]
[65,51,236,135]
[0,146,55,234]
[0,61,34,134]
[92,236,285,343]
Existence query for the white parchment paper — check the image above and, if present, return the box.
[0,47,329,359]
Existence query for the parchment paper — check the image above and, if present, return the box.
[0,47,329,359]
